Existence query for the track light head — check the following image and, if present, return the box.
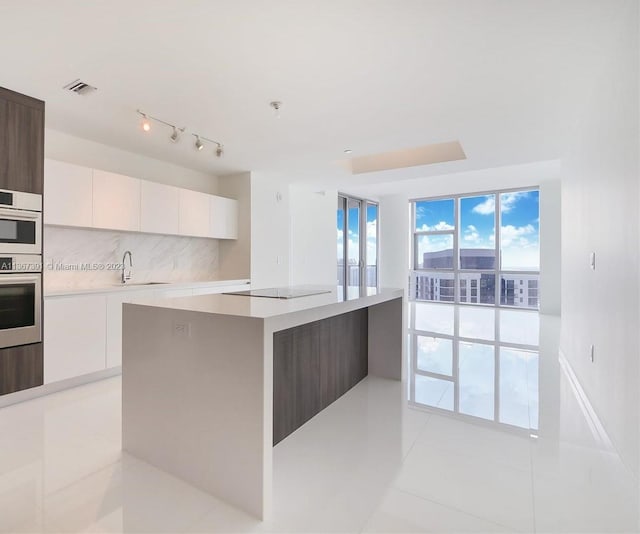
[215,145,224,158]
[141,114,151,132]
[170,127,181,143]
[195,135,204,151]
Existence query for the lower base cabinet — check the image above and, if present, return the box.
[44,295,107,384]
[0,343,43,395]
[44,282,250,385]
[106,290,149,369]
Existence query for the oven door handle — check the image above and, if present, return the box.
[0,275,40,284]
[0,207,41,220]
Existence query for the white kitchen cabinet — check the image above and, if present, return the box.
[106,289,151,368]
[140,181,180,235]
[43,159,93,227]
[44,295,107,384]
[179,189,210,237]
[210,196,238,239]
[92,170,141,232]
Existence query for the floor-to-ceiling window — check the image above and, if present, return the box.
[410,188,540,309]
[409,301,540,432]
[337,194,379,298]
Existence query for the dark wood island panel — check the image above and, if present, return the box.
[273,308,368,445]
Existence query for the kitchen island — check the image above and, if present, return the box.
[122,286,405,519]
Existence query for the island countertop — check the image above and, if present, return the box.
[122,285,405,520]
[128,286,404,321]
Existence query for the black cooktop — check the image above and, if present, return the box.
[223,287,332,299]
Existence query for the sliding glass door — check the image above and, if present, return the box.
[337,194,378,298]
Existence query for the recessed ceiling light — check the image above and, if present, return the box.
[344,149,353,154]
[270,101,282,118]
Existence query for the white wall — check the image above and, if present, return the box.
[560,0,639,478]
[250,173,290,288]
[378,195,410,289]
[539,179,561,315]
[45,129,218,194]
[289,185,337,286]
[218,172,251,280]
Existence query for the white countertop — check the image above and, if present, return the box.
[128,286,404,320]
[44,278,250,297]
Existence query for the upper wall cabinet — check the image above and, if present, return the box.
[43,158,237,240]
[92,170,141,232]
[179,189,210,238]
[44,159,93,227]
[0,87,44,195]
[210,196,238,239]
[140,181,180,235]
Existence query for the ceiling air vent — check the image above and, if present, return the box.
[62,79,97,95]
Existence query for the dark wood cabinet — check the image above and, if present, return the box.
[0,86,45,397]
[273,309,368,445]
[0,87,44,194]
[0,343,43,396]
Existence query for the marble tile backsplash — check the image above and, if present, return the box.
[44,226,220,290]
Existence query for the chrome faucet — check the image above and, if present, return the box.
[121,250,133,284]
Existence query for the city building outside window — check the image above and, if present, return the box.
[410,188,540,309]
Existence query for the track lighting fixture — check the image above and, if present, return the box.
[191,134,224,157]
[136,110,224,158]
[170,126,182,143]
[140,113,151,132]
[137,109,185,142]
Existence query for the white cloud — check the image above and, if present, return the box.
[472,196,495,215]
[338,222,378,264]
[463,224,480,243]
[500,224,535,247]
[501,224,539,269]
[501,191,529,213]
[471,191,531,215]
[419,221,454,231]
[367,220,377,265]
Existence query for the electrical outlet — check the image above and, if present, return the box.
[173,322,191,338]
[590,344,595,363]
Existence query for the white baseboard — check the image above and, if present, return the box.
[557,349,614,451]
[0,367,122,409]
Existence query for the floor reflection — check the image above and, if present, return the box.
[409,302,540,433]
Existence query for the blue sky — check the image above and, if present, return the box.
[337,203,378,264]
[415,191,540,270]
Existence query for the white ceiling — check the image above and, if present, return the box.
[0,0,604,187]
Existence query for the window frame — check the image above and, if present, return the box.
[410,186,540,309]
[338,193,379,299]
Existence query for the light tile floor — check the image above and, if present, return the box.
[0,313,638,533]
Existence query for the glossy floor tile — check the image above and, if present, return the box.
[0,311,638,533]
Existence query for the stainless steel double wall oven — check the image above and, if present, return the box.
[0,189,42,349]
